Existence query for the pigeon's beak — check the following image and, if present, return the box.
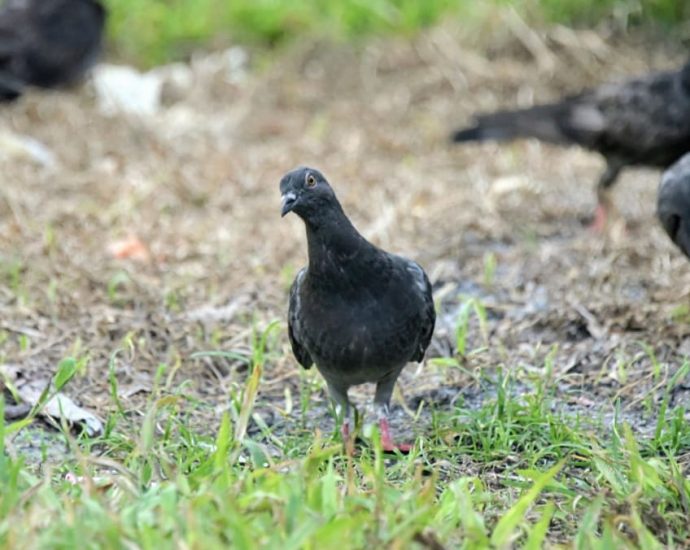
[281,191,297,217]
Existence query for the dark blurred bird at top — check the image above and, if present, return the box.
[0,0,106,101]
[281,166,435,452]
[657,153,690,260]
[451,61,690,231]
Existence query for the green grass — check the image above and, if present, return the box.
[104,0,690,66]
[2,335,690,548]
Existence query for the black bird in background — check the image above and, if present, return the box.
[0,0,106,101]
[658,153,690,260]
[452,61,690,231]
[281,167,435,452]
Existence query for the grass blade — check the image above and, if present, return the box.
[490,461,563,548]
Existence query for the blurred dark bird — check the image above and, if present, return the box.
[0,0,106,101]
[452,61,690,231]
[658,153,690,259]
[281,166,435,452]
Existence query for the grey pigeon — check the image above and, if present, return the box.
[281,167,436,452]
[658,153,690,259]
[0,0,106,101]
[452,61,690,231]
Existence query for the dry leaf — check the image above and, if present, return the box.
[107,235,150,262]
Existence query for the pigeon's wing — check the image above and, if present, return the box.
[558,67,690,162]
[403,259,436,363]
[658,153,690,259]
[287,268,313,369]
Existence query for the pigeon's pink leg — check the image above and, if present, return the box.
[340,420,350,440]
[590,161,622,234]
[341,419,357,456]
[378,417,413,453]
[328,382,354,450]
[374,375,413,453]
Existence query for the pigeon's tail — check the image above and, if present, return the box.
[451,125,486,142]
[451,104,568,145]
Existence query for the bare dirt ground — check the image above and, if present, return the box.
[1,24,689,462]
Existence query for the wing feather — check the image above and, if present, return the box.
[287,268,313,369]
[403,259,436,363]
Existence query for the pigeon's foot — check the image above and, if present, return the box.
[588,203,628,239]
[379,417,412,454]
[588,204,608,234]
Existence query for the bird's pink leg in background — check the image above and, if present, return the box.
[590,161,622,233]
[589,203,608,233]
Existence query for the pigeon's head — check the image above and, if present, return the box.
[279,167,340,220]
[658,154,690,259]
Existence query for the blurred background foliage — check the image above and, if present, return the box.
[105,0,689,66]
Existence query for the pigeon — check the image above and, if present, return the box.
[452,61,690,231]
[280,167,436,452]
[658,153,690,259]
[0,0,106,101]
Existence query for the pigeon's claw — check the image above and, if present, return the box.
[379,417,412,454]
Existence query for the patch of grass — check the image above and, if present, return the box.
[2,343,690,548]
[105,0,460,65]
[104,0,690,66]
[521,0,688,25]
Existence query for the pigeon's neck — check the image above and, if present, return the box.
[304,207,373,278]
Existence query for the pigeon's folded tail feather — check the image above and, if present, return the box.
[452,104,567,144]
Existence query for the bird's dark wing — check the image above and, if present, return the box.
[658,153,690,259]
[287,268,313,369]
[559,68,690,162]
[401,259,436,363]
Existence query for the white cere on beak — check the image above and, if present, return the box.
[281,191,297,209]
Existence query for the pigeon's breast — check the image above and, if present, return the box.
[299,285,426,383]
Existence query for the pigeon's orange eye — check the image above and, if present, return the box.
[306,174,317,188]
